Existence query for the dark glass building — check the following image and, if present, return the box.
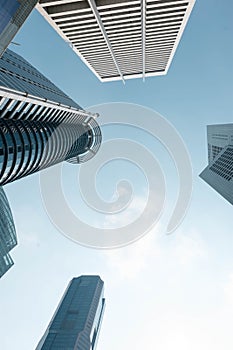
[200,124,233,205]
[36,275,105,350]
[0,49,102,185]
[0,186,17,278]
[0,0,38,57]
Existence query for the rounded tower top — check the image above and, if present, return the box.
[66,115,102,164]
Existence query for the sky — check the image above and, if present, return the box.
[1,0,233,349]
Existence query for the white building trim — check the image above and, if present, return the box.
[37,0,196,82]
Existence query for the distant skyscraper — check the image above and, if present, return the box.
[200,124,233,205]
[36,275,105,350]
[37,0,195,82]
[0,49,102,185]
[0,0,38,57]
[0,186,17,278]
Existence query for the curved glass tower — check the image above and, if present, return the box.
[0,116,101,185]
[0,186,17,278]
[0,49,102,185]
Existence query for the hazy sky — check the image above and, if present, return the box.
[1,0,233,349]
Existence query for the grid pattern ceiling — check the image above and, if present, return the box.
[210,147,233,182]
[37,0,195,82]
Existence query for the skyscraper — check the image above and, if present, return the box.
[200,124,233,205]
[0,49,102,185]
[0,0,38,57]
[0,186,17,278]
[36,275,105,350]
[37,0,196,82]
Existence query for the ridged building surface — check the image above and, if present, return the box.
[37,0,196,82]
[36,276,105,350]
[0,49,102,185]
[0,186,17,278]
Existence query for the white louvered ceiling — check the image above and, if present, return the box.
[37,0,195,82]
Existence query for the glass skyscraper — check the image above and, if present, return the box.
[0,186,17,278]
[0,0,38,57]
[200,124,233,205]
[36,275,105,350]
[0,49,102,185]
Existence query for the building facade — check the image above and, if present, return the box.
[0,0,38,57]
[0,186,17,278]
[37,0,195,82]
[36,275,105,350]
[0,49,102,185]
[200,124,233,205]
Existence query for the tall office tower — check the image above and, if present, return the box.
[0,49,102,185]
[36,276,105,350]
[37,0,195,82]
[0,186,17,278]
[0,0,38,57]
[200,124,233,205]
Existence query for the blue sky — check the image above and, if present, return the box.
[1,0,233,349]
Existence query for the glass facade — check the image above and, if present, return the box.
[0,49,102,185]
[0,0,38,57]
[0,186,17,278]
[0,45,102,277]
[36,276,105,350]
[0,0,20,33]
[0,49,81,108]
